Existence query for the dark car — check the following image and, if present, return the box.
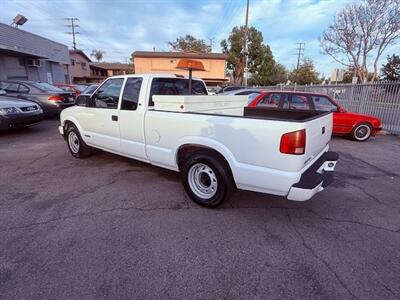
[217,85,247,94]
[54,83,88,98]
[75,84,99,106]
[0,80,75,116]
[0,91,44,130]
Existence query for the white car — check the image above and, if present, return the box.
[59,74,338,207]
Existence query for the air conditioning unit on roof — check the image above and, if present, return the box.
[27,59,41,67]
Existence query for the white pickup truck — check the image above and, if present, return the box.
[59,74,338,207]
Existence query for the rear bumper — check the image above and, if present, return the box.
[287,151,339,201]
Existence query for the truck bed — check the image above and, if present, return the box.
[244,107,330,122]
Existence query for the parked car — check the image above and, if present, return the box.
[54,83,88,98]
[222,88,264,103]
[217,85,247,94]
[248,90,382,141]
[75,84,99,106]
[58,74,338,208]
[0,80,75,116]
[0,91,43,130]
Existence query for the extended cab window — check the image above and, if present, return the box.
[311,95,337,112]
[149,78,207,106]
[258,93,287,108]
[121,77,142,111]
[91,78,124,109]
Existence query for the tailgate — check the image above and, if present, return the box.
[304,112,333,162]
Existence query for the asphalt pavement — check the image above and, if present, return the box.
[0,119,399,299]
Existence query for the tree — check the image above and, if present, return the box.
[319,0,400,82]
[381,54,400,81]
[90,49,106,62]
[168,35,211,53]
[221,26,283,85]
[289,58,320,85]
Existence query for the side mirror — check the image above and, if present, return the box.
[75,94,91,107]
[0,89,6,96]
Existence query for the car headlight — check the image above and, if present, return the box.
[0,107,21,115]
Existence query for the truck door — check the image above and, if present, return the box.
[80,78,123,151]
[118,77,148,161]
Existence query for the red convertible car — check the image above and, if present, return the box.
[248,91,381,141]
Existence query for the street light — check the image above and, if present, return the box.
[11,14,28,28]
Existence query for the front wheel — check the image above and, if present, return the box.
[350,123,372,142]
[181,151,233,208]
[66,125,92,158]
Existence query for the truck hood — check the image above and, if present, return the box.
[0,97,37,109]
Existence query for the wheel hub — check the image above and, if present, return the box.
[188,163,218,200]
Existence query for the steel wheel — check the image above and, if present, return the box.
[187,163,218,200]
[68,131,80,154]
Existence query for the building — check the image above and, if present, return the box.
[133,51,229,86]
[91,62,133,77]
[0,22,70,83]
[69,53,134,83]
[69,49,93,83]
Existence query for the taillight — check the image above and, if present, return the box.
[48,95,64,102]
[280,129,306,155]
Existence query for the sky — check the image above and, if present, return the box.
[0,0,399,77]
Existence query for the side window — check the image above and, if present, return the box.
[91,78,123,109]
[2,82,19,93]
[121,77,142,111]
[289,94,310,110]
[258,93,287,108]
[149,78,207,106]
[311,95,337,112]
[18,84,29,93]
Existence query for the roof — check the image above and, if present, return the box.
[133,51,228,60]
[91,62,133,70]
[0,22,69,64]
[69,49,92,62]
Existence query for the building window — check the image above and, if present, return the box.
[81,62,87,70]
[19,58,25,67]
[112,70,122,76]
[71,59,75,66]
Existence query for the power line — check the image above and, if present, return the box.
[295,42,305,69]
[64,17,79,50]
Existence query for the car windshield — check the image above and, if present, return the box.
[247,92,260,103]
[30,82,64,92]
[75,84,88,92]
[84,85,99,94]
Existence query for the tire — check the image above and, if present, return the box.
[181,150,234,208]
[350,123,372,142]
[66,124,92,158]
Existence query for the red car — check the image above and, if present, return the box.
[54,83,88,98]
[248,91,381,141]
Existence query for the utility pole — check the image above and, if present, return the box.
[243,0,250,86]
[295,42,305,69]
[64,17,79,50]
[208,37,215,52]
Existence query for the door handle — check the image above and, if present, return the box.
[111,115,118,121]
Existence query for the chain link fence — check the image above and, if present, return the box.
[258,81,400,134]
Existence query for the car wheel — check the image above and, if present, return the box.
[66,124,92,158]
[181,151,233,208]
[350,123,372,142]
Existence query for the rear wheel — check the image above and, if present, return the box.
[66,124,92,158]
[181,151,233,208]
[350,123,372,142]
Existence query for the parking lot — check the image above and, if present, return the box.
[0,119,399,299]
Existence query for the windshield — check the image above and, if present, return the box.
[30,82,64,92]
[75,84,88,92]
[84,85,99,94]
[247,92,260,103]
